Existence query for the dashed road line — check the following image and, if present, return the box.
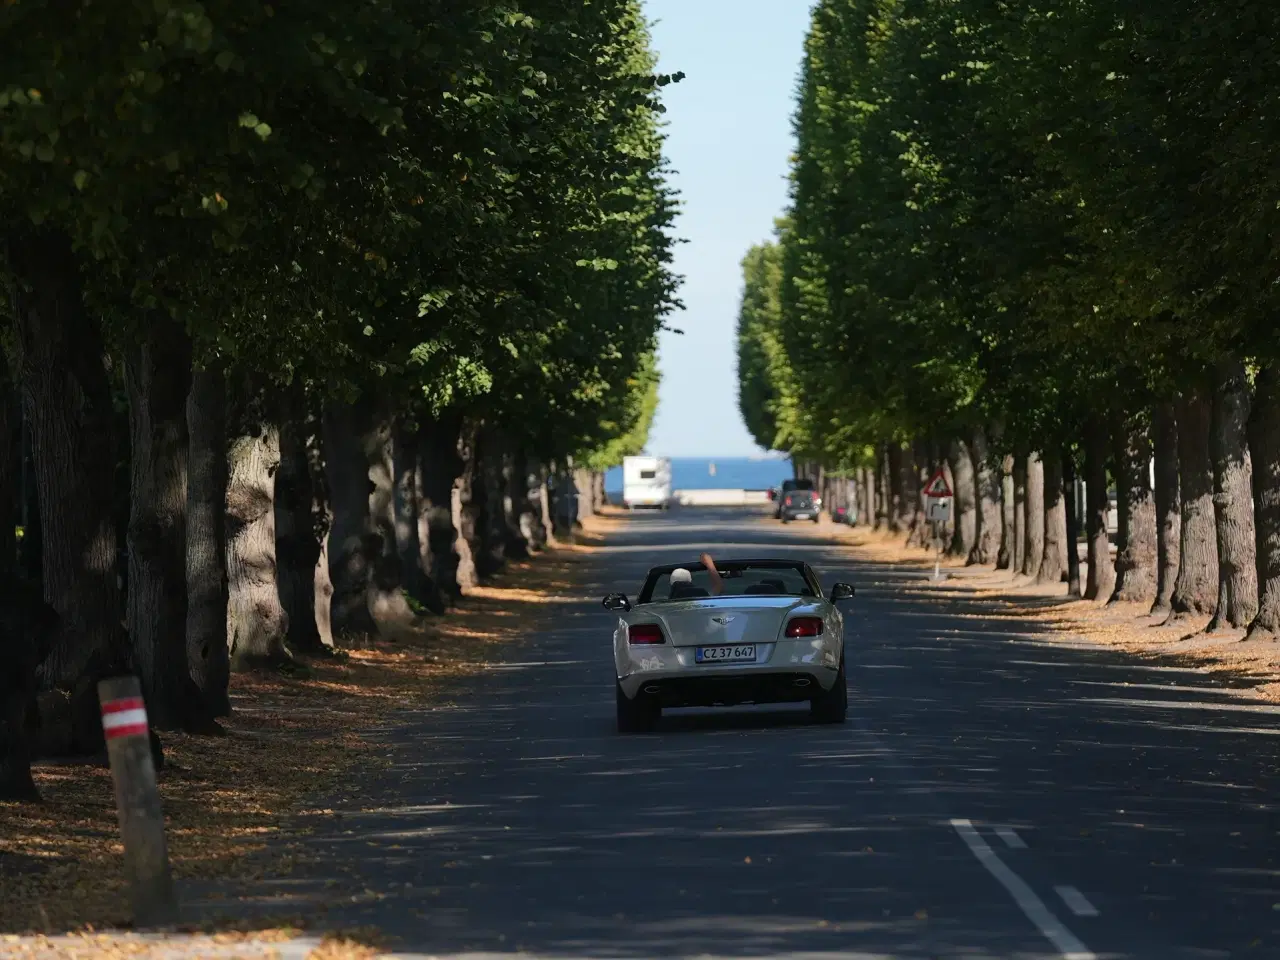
[995,826,1028,849]
[1055,885,1100,917]
[951,819,1096,960]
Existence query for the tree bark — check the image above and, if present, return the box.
[885,444,905,534]
[0,367,16,576]
[1083,417,1115,601]
[860,465,874,527]
[476,434,510,575]
[969,427,1001,565]
[1169,389,1219,618]
[8,227,122,687]
[1063,446,1082,597]
[1012,456,1027,573]
[509,451,544,553]
[185,365,230,714]
[1151,402,1181,616]
[905,441,930,548]
[998,455,1015,570]
[1247,364,1280,639]
[275,390,330,653]
[124,318,194,730]
[947,438,977,559]
[419,413,464,605]
[1038,450,1068,584]
[452,420,481,589]
[1206,360,1258,631]
[0,579,58,799]
[226,407,288,666]
[1022,453,1045,580]
[1110,413,1158,604]
[392,422,445,614]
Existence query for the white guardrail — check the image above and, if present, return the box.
[671,488,774,507]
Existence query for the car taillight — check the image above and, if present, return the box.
[628,623,665,645]
[785,617,824,638]
[785,496,792,506]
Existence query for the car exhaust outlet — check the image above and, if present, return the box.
[792,678,811,688]
[643,684,661,695]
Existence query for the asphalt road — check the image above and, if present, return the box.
[197,507,1280,959]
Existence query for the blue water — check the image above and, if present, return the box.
[604,457,793,493]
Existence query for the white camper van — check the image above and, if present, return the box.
[622,456,672,510]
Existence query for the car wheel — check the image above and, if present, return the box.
[616,680,659,733]
[810,658,847,724]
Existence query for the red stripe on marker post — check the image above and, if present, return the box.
[101,696,150,740]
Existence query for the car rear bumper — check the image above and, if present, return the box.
[618,661,839,703]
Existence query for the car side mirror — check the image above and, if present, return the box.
[603,593,631,612]
[829,582,855,602]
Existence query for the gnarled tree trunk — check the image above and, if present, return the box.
[275,391,330,653]
[1151,402,1181,616]
[970,427,1001,565]
[1063,447,1082,597]
[1206,360,1257,631]
[226,409,288,667]
[1022,453,1045,580]
[1083,417,1114,601]
[186,365,230,713]
[452,420,481,590]
[124,319,194,730]
[391,422,444,614]
[998,455,1015,569]
[9,227,122,687]
[1111,412,1157,605]
[419,414,464,605]
[1012,456,1027,573]
[1039,451,1068,585]
[948,438,977,558]
[1247,365,1280,639]
[1169,389,1219,618]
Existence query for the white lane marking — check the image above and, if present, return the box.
[996,826,1028,849]
[1055,885,1100,917]
[951,819,1096,960]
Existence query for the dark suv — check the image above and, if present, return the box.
[778,481,820,523]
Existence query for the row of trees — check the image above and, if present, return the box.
[0,1,678,799]
[739,1,1280,633]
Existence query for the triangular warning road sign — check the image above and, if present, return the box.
[923,468,952,498]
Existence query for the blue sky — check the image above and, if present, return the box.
[642,0,814,459]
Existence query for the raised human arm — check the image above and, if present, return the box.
[699,552,725,595]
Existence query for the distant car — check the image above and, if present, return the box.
[780,487,821,523]
[605,558,854,732]
[774,478,818,519]
[831,505,853,525]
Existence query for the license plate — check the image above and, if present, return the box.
[695,644,756,664]
[793,512,809,520]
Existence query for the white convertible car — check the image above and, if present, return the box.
[604,558,855,733]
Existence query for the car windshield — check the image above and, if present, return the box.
[641,562,817,603]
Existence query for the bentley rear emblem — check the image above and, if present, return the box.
[712,616,736,625]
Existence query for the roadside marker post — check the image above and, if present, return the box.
[923,469,953,583]
[98,676,179,929]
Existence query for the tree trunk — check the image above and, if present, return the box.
[185,366,229,714]
[1012,456,1027,573]
[0,579,58,800]
[1063,446,1082,597]
[392,422,444,614]
[124,319,195,730]
[509,451,543,553]
[997,455,1015,570]
[226,409,288,666]
[0,368,16,576]
[1083,417,1115,601]
[1169,389,1220,618]
[452,420,481,590]
[885,444,905,534]
[1151,402,1181,616]
[475,431,511,576]
[1039,450,1068,585]
[905,441,929,547]
[969,427,1001,565]
[8,227,122,687]
[860,466,874,527]
[1110,413,1158,604]
[419,414,464,605]
[948,437,977,558]
[893,445,914,533]
[1206,360,1258,631]
[1247,365,1280,639]
[1022,453,1045,580]
[275,391,330,653]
